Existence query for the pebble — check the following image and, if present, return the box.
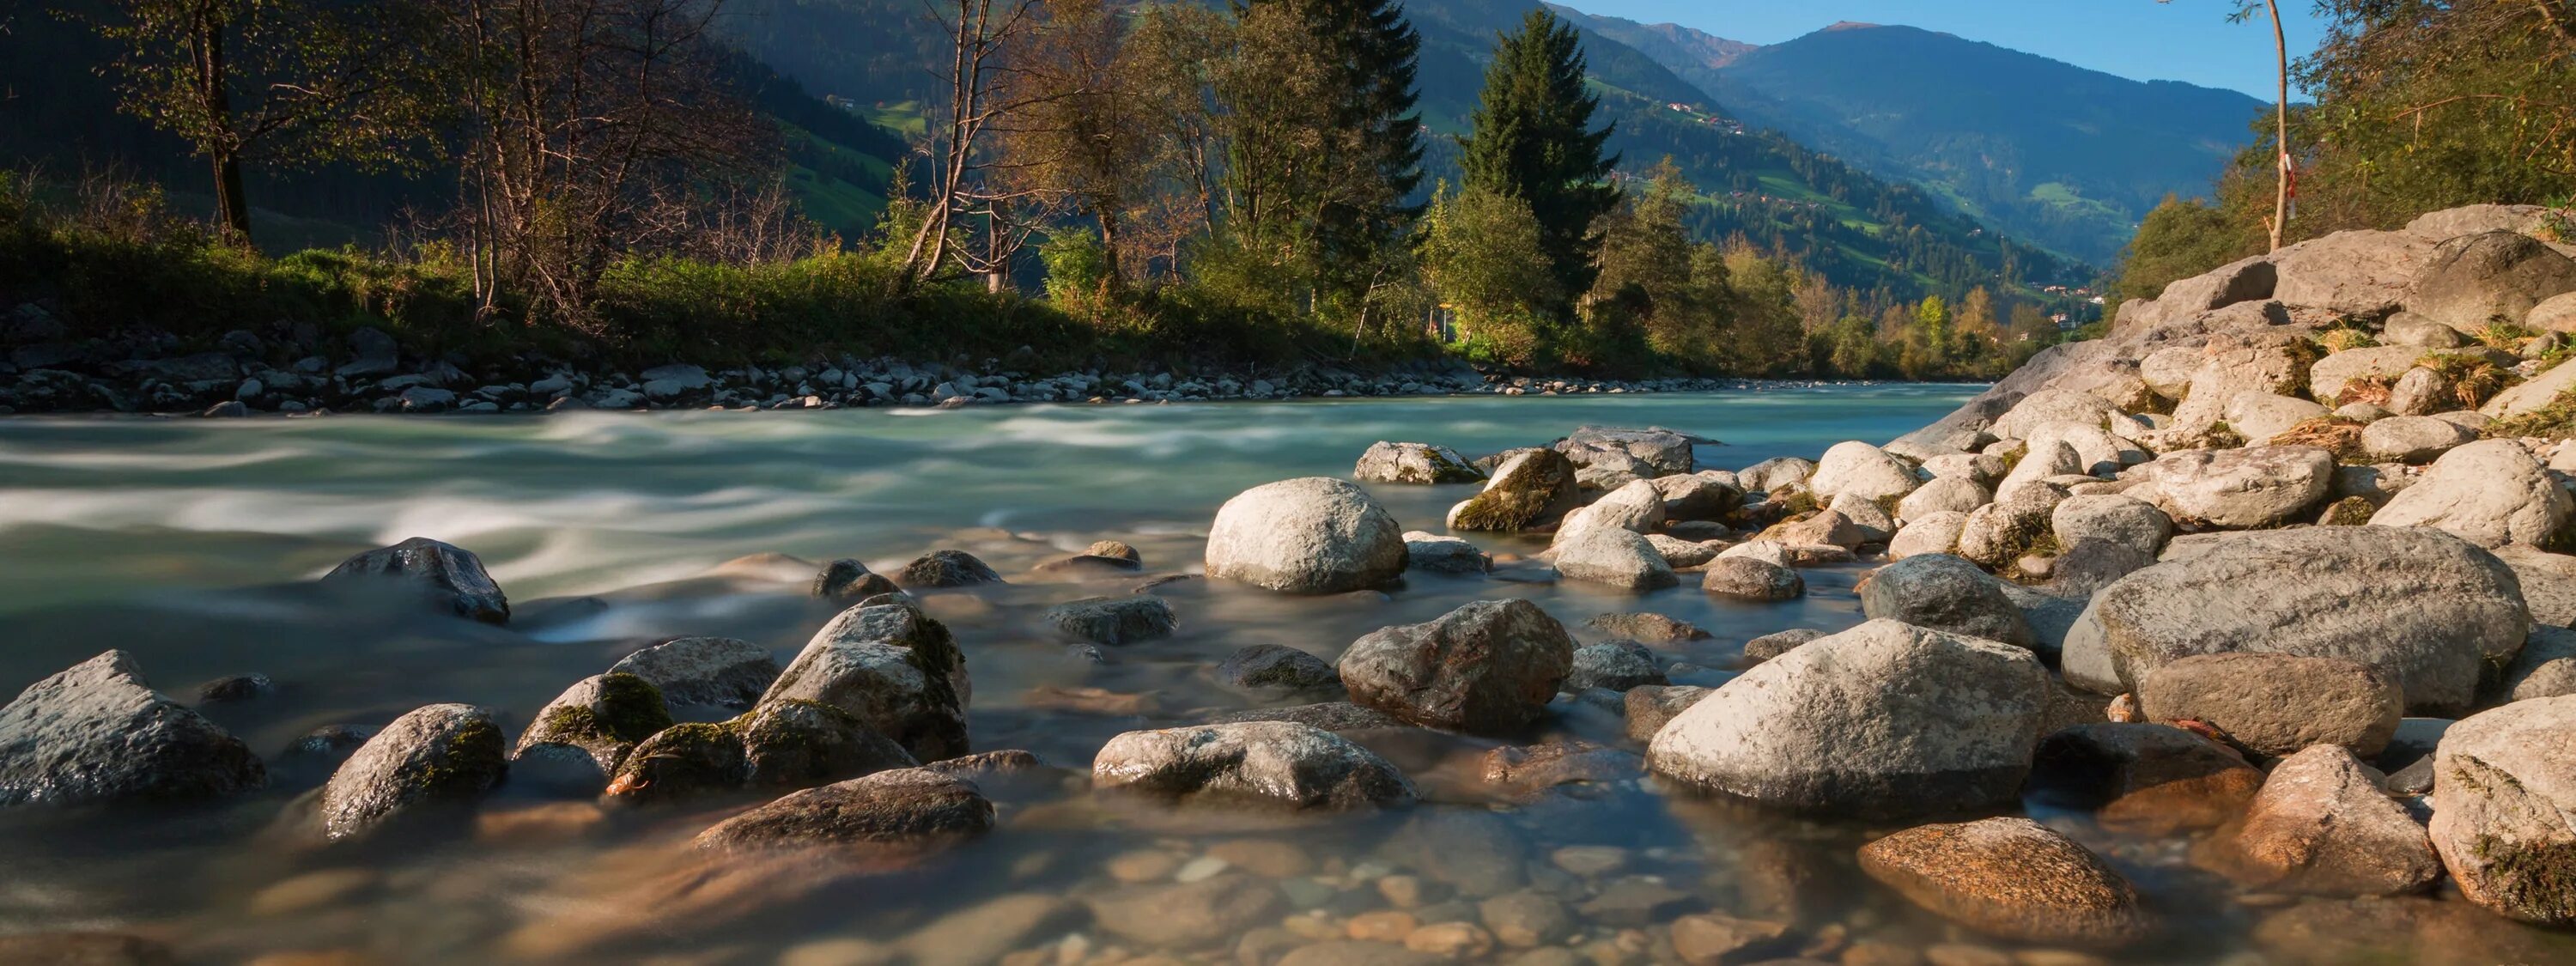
[1107,851,1184,884]
[1550,846,1631,878]
[1404,922,1496,959]
[1346,911,1420,943]
[1174,855,1231,884]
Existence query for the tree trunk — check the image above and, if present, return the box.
[2267,0,2288,252]
[197,13,253,246]
[1097,209,1122,290]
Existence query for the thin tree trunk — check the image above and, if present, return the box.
[196,12,252,245]
[2268,0,2288,252]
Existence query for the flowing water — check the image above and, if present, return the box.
[0,386,2561,966]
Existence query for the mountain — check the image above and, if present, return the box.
[1549,13,2268,265]
[720,0,2087,301]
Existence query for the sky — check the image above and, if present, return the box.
[1563,0,2330,100]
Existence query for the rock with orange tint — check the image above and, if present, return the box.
[1858,817,2154,950]
[2026,723,2261,835]
[2194,745,2439,896]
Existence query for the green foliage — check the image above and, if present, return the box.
[1040,230,1114,307]
[1460,9,1620,308]
[2113,194,2262,305]
[1419,183,1558,367]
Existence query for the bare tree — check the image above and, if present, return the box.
[2162,0,2294,251]
[897,0,1048,295]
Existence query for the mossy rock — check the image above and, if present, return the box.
[515,673,674,773]
[2320,495,2378,526]
[739,699,916,788]
[605,721,749,802]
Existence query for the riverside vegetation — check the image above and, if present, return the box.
[16,203,2576,964]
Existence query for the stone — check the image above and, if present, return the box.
[1339,599,1574,734]
[896,893,1084,966]
[1587,611,1709,643]
[1953,488,2062,568]
[1479,891,1576,947]
[2137,653,2403,757]
[2049,495,2170,557]
[2225,393,2332,446]
[2199,744,2441,896]
[1810,441,1922,504]
[2370,439,2575,548]
[1651,472,1743,521]
[2273,228,2433,317]
[1559,479,1666,535]
[1091,720,1414,811]
[1355,442,1485,484]
[0,651,264,806]
[1897,477,1990,521]
[1404,921,1495,958]
[1993,388,2121,440]
[2496,544,2576,627]
[1216,644,1342,697]
[762,604,969,762]
[2428,695,2576,924]
[2131,447,2334,529]
[1046,595,1177,646]
[2409,230,2576,331]
[1210,702,1409,732]
[337,326,399,376]
[2359,416,2479,464]
[1647,620,2048,818]
[1403,532,1490,574]
[1565,642,1664,692]
[1211,478,1407,592]
[1558,426,1697,477]
[2495,626,2576,702]
[897,550,1002,588]
[1736,457,1816,495]
[733,700,918,791]
[813,559,899,602]
[2169,331,2320,440]
[1741,628,1826,663]
[1623,685,1710,743]
[0,933,176,965]
[1700,556,1804,601]
[1858,554,2035,647]
[2480,352,2576,419]
[2385,313,2468,347]
[514,673,673,774]
[608,636,779,709]
[2384,367,2451,416]
[2531,290,2576,332]
[1668,914,1792,966]
[694,767,993,858]
[319,537,509,623]
[1763,509,1868,550]
[2154,254,2279,319]
[2311,346,2432,404]
[1857,817,2154,949]
[1548,526,1678,591]
[1449,450,1582,532]
[1886,511,1969,560]
[1088,874,1285,948]
[2026,723,2262,835]
[319,704,506,841]
[1275,943,1438,966]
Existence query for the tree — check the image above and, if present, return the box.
[996,0,1148,287]
[81,0,449,245]
[1420,182,1557,366]
[1460,9,1618,307]
[2114,194,2263,303]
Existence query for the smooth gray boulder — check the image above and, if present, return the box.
[1207,478,1406,593]
[1954,486,2063,568]
[2051,495,2172,557]
[1886,511,1969,560]
[320,537,509,624]
[1858,554,2035,648]
[1643,532,1720,568]
[2225,392,2332,446]
[2137,653,2403,757]
[1736,457,1815,495]
[608,636,780,709]
[2310,346,2429,405]
[1650,472,1742,521]
[2494,545,2576,627]
[1214,644,1341,698]
[1402,532,1490,574]
[319,703,506,841]
[1448,450,1582,532]
[2272,228,2433,317]
[813,558,899,602]
[1700,556,1804,601]
[2132,446,2334,529]
[2496,627,2576,703]
[1647,620,2048,818]
[1809,441,1920,504]
[1354,441,1484,484]
[1092,721,1415,811]
[761,604,969,762]
[1557,479,1663,536]
[2369,439,2574,548]
[0,651,264,806]
[1897,476,1990,521]
[1339,599,1574,735]
[2063,527,2530,714]
[1548,526,1678,592]
[695,767,993,857]
[2409,230,2576,331]
[2428,696,2576,925]
[1992,388,2120,440]
[2358,416,2480,465]
[1556,426,1695,477]
[1566,641,1665,692]
[1045,595,1178,646]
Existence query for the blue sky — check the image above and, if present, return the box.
[1564,0,2329,100]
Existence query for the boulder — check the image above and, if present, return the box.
[1354,442,1484,485]
[2496,626,2576,702]
[2384,367,2452,416]
[2132,446,2334,529]
[1213,644,1341,697]
[1825,492,1897,543]
[513,673,674,774]
[2170,332,2321,440]
[761,604,969,762]
[1762,509,1867,550]
[1447,451,1582,532]
[1091,721,1414,811]
[1808,441,1921,504]
[1856,554,2034,648]
[813,559,899,602]
[1922,453,2007,484]
[1647,620,2048,818]
[2385,313,2468,348]
[2359,415,2479,465]
[608,637,780,710]
[2530,290,2576,332]
[2027,723,2262,835]
[2369,439,2575,548]
[2137,653,2403,757]
[319,704,507,841]
[2427,696,2576,924]
[1558,479,1664,535]
[1339,599,1574,735]
[735,700,918,790]
[1548,527,1678,591]
[2050,495,2171,557]
[896,550,1003,588]
[2048,538,2160,597]
[2025,421,2146,477]
[2153,254,2278,321]
[1624,685,1710,742]
[0,651,264,806]
[1650,472,1742,521]
[1699,556,1804,602]
[2480,353,2576,419]
[1991,388,2120,440]
[1045,595,1177,646]
[1088,874,1285,948]
[2198,744,2441,896]
[1856,817,2154,949]
[1587,611,1709,643]
[1886,511,1969,560]
[2272,228,2434,317]
[1566,641,1664,692]
[319,537,509,624]
[2226,393,2333,447]
[2494,544,2576,627]
[1209,478,1407,592]
[1896,477,1990,521]
[1741,628,1826,663]
[1557,426,1696,477]
[1953,487,2063,568]
[2312,346,2433,404]
[694,767,993,858]
[1735,457,1815,495]
[2063,527,2530,714]
[1401,532,1490,574]
[1643,533,1720,568]
[2408,230,2576,331]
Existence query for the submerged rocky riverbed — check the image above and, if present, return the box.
[18,203,2576,966]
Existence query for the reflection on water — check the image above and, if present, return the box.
[0,387,2561,965]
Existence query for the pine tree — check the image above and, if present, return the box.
[1460,9,1618,309]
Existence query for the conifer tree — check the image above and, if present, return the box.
[1460,9,1618,309]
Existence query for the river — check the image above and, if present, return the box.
[2,384,2529,966]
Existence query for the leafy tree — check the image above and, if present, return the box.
[2114,194,2262,304]
[1460,9,1619,307]
[1420,182,1556,365]
[998,0,1150,286]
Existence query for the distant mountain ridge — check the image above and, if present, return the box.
[1548,9,2267,264]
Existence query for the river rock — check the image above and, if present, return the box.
[1857,554,2034,647]
[1558,480,1665,538]
[1953,486,2062,568]
[1088,873,1285,948]
[2063,527,2529,714]
[1896,476,1990,521]
[1857,817,2154,949]
[813,558,899,602]
[1449,451,1582,532]
[1209,478,1407,592]
[1643,533,1719,568]
[2137,653,2403,757]
[1339,600,1574,734]
[762,604,969,762]
[1217,644,1342,698]
[1623,685,1710,742]
[694,767,992,858]
[2385,312,2467,347]
[320,703,507,841]
[1588,611,1708,643]
[2495,626,2576,702]
[1741,628,1826,663]
[2428,695,2576,924]
[2359,416,2480,464]
[608,636,780,709]
[1092,720,1414,810]
[896,550,1002,588]
[1810,441,1921,504]
[2050,495,2170,557]
[1993,387,2123,439]
[320,537,510,624]
[1210,702,1408,732]
[737,700,918,790]
[2369,439,2574,548]
[1886,511,1969,560]
[2385,366,2452,416]
[2274,228,2433,317]
[603,722,748,801]
[1764,509,1868,550]
[2027,723,2262,835]
[2170,331,2321,440]
[2482,350,2576,419]
[1647,620,2048,818]
[2227,392,2333,446]
[1046,594,1177,646]
[2199,744,2440,896]
[1651,472,1741,521]
[1354,441,1484,484]
[1565,641,1664,692]
[1700,556,1804,602]
[0,651,264,806]
[514,673,674,774]
[1402,532,1489,574]
[1558,426,1696,477]
[2409,230,2576,331]
[2132,446,2334,529]
[2310,345,2432,404]
[1737,457,1815,495]
[2494,544,2576,627]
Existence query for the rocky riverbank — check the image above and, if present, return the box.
[9,204,2576,965]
